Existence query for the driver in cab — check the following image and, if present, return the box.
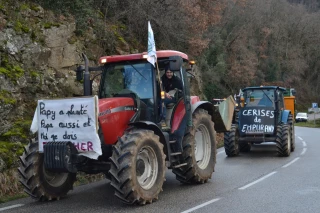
[159,65,182,126]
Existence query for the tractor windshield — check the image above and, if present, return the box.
[244,89,275,107]
[100,62,154,99]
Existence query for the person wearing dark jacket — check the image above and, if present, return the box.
[161,68,182,94]
[159,66,183,127]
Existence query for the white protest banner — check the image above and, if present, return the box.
[30,96,102,159]
[147,21,157,67]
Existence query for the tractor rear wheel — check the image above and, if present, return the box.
[109,129,166,205]
[18,138,76,201]
[172,108,216,184]
[276,124,291,157]
[239,142,251,152]
[288,114,295,152]
[224,124,239,156]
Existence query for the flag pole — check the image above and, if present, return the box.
[155,61,163,94]
[147,21,166,122]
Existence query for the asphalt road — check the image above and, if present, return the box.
[1,126,320,213]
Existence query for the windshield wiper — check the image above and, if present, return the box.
[261,90,273,103]
[125,61,147,80]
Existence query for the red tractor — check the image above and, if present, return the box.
[19,50,233,205]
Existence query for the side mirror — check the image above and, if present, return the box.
[169,56,183,71]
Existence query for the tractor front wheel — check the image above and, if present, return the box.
[276,124,291,157]
[224,124,239,156]
[288,114,295,152]
[109,129,166,205]
[18,139,76,201]
[172,108,216,184]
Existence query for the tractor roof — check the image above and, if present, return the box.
[99,50,188,64]
[242,86,286,91]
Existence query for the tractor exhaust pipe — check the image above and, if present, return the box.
[82,53,91,96]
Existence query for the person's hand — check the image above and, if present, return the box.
[165,93,172,99]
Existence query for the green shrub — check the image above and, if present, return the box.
[14,21,30,33]
[0,90,16,105]
[0,55,25,81]
[43,22,60,29]
[2,120,32,141]
[0,141,24,169]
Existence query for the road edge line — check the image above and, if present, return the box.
[181,198,221,213]
[0,204,24,212]
[238,171,277,190]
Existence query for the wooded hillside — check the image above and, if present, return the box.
[29,0,320,106]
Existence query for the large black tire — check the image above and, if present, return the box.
[224,124,239,156]
[18,139,76,201]
[276,124,291,157]
[239,142,251,152]
[109,129,166,205]
[288,114,295,152]
[172,108,216,184]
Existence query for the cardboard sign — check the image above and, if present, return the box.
[30,96,102,159]
[239,107,275,135]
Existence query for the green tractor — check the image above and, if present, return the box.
[224,86,295,157]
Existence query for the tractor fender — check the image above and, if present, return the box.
[128,121,171,161]
[281,110,291,124]
[191,101,214,115]
[191,96,235,133]
[191,101,223,131]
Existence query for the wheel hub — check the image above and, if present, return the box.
[136,159,146,176]
[194,124,211,169]
[43,164,69,187]
[136,146,158,190]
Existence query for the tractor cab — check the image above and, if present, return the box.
[97,51,192,130]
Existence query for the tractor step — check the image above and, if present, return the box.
[170,152,182,156]
[172,163,187,168]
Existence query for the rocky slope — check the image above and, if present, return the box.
[0,3,103,171]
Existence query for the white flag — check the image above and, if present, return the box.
[147,21,157,67]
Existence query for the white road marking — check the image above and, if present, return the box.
[217,150,224,155]
[302,141,307,147]
[298,136,303,140]
[181,198,221,213]
[282,157,300,168]
[300,148,307,155]
[0,204,24,212]
[238,171,277,190]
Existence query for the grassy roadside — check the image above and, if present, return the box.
[0,194,28,203]
[294,119,320,128]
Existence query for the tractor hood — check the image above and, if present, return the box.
[98,97,136,145]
